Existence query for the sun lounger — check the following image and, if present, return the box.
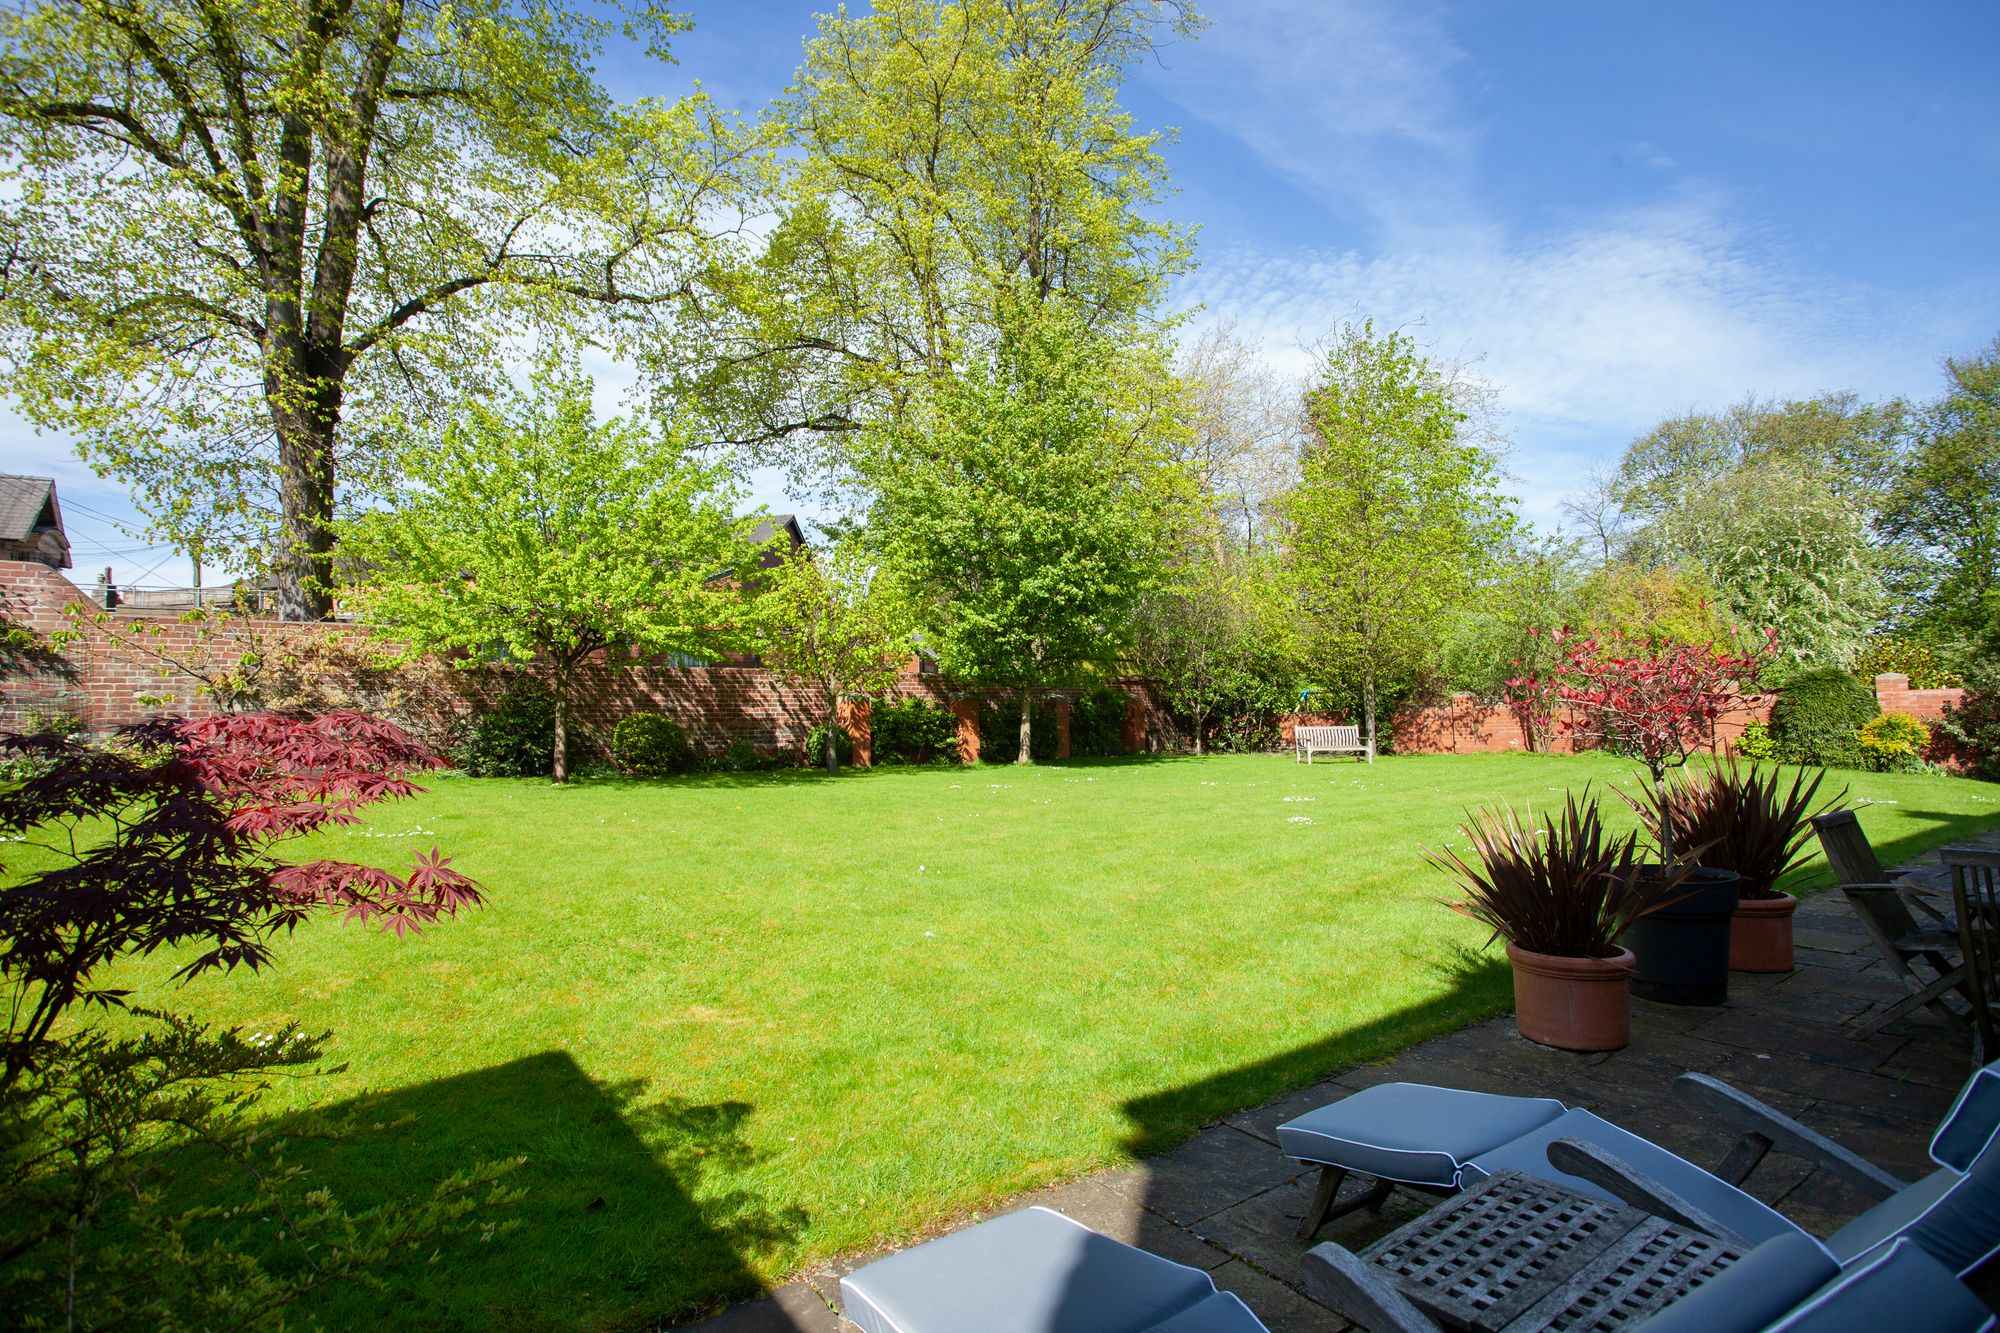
[1280,1061,2000,1281]
[838,1205,1269,1333]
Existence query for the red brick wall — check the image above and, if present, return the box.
[1871,673,1964,720]
[1,560,1172,764]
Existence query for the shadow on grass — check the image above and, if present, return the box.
[230,1051,805,1331]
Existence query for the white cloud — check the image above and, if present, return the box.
[1152,0,1985,525]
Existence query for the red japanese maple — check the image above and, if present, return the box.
[0,711,482,1073]
[1542,628,1776,864]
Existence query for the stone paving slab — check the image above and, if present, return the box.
[680,838,1989,1332]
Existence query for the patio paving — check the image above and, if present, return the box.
[681,830,1997,1332]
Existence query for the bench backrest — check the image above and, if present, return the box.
[1297,726,1360,747]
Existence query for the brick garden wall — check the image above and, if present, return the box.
[0,559,1174,763]
[10,555,1950,765]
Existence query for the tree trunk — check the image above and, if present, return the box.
[551,661,573,784]
[266,357,342,622]
[825,689,842,775]
[1193,705,1207,755]
[1362,671,1377,764]
[1017,686,1033,765]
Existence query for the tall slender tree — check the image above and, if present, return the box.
[1278,322,1514,757]
[872,300,1184,762]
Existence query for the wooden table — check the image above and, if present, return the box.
[1357,1169,1746,1332]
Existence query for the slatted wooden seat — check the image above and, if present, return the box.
[1295,724,1370,764]
[1811,810,1967,1037]
[1946,847,2000,1065]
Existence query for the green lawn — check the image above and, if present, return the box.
[72,752,2000,1327]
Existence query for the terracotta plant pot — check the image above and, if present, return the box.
[1729,892,1798,973]
[1506,943,1636,1052]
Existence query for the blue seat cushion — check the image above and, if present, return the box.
[838,1206,1239,1333]
[1837,1120,2000,1277]
[1933,1059,2000,1171]
[1275,1083,1567,1187]
[1767,1239,1995,1333]
[1627,1232,1838,1333]
[1143,1291,1268,1333]
[1825,1167,1957,1265]
[1461,1108,1806,1247]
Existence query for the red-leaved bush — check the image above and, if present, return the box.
[0,711,482,1072]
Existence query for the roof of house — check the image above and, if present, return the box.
[0,474,62,544]
[747,514,805,549]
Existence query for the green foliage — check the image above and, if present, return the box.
[1859,711,1933,774]
[0,0,754,616]
[1941,656,2000,782]
[1135,548,1299,753]
[871,699,961,765]
[755,539,911,774]
[679,0,1196,478]
[978,697,1060,763]
[2,1012,521,1329]
[1070,687,1132,757]
[1881,336,2000,650]
[804,723,855,770]
[611,713,699,778]
[1768,668,1879,767]
[1851,635,1962,689]
[459,681,556,778]
[338,361,760,781]
[1735,720,1778,761]
[1614,392,1902,523]
[872,300,1184,761]
[1278,320,1516,750]
[1636,459,1885,669]
[714,736,782,773]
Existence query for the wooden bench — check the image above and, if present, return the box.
[1295,724,1369,764]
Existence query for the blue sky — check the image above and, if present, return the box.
[9,0,1998,583]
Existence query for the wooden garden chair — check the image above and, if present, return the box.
[1945,847,2000,1066]
[1809,810,1967,1037]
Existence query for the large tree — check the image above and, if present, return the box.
[1277,321,1514,757]
[664,0,1197,496]
[872,300,1184,762]
[0,0,758,619]
[1881,335,2000,654]
[338,363,761,782]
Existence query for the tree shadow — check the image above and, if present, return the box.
[203,1051,807,1330]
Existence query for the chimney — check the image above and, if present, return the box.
[94,566,120,610]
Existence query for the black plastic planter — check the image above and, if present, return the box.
[1623,867,1742,1006]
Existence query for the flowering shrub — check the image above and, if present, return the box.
[1859,711,1932,773]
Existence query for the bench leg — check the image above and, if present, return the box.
[1297,1165,1394,1240]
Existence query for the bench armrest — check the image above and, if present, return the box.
[1300,1242,1440,1333]
[1673,1073,1905,1200]
[1543,1138,1756,1249]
